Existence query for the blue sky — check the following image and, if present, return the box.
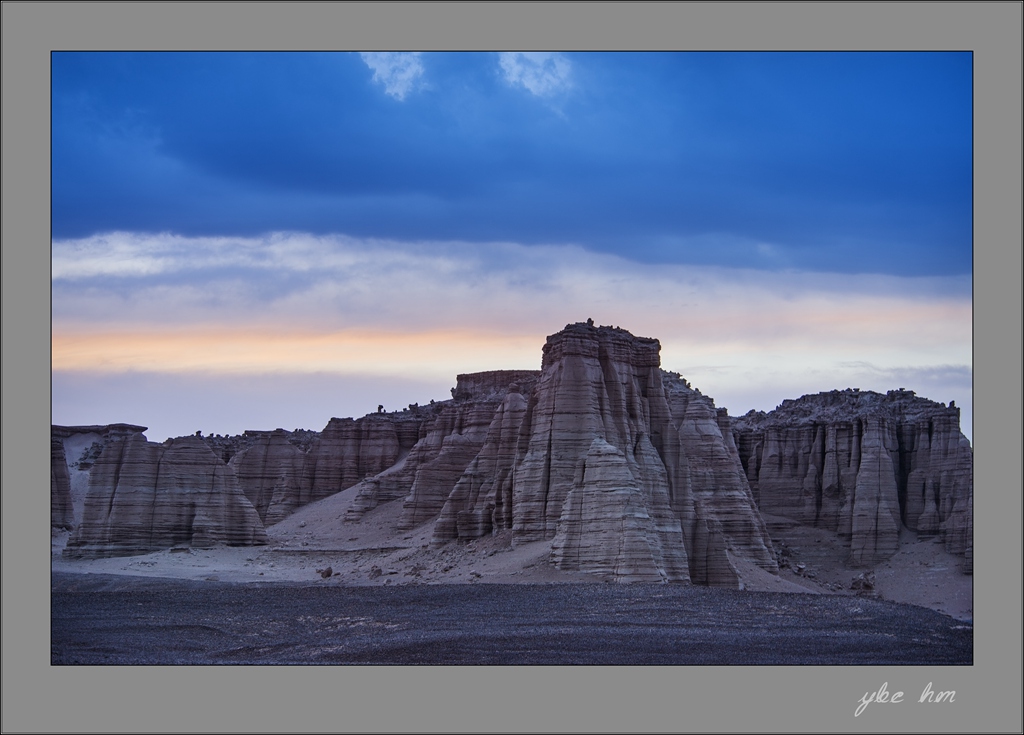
[51,52,973,441]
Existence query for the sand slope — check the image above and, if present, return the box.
[52,485,972,621]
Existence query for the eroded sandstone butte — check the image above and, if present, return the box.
[731,389,973,570]
[432,323,776,585]
[63,433,267,558]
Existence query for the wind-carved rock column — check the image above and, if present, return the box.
[503,327,774,585]
[846,418,902,566]
[898,412,974,559]
[497,327,667,581]
[503,322,772,586]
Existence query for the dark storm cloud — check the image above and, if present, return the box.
[52,51,972,276]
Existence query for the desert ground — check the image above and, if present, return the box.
[52,480,973,623]
[51,482,973,666]
[51,571,972,666]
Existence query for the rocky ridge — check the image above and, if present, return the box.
[732,388,973,570]
[54,324,972,589]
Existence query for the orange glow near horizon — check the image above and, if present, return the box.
[52,293,971,379]
[50,327,545,377]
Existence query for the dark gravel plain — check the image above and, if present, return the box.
[51,572,972,665]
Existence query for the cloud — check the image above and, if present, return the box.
[51,232,972,336]
[52,230,970,370]
[359,52,425,100]
[51,230,973,441]
[498,52,572,97]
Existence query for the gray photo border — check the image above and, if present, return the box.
[3,2,1021,733]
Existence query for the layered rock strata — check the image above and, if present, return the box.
[430,383,531,545]
[56,327,971,586]
[433,323,775,585]
[201,428,320,465]
[732,389,973,569]
[397,400,507,530]
[511,325,670,544]
[344,371,540,526]
[654,374,778,585]
[302,413,422,511]
[50,437,74,529]
[452,370,542,401]
[51,424,149,529]
[64,433,267,558]
[228,429,309,525]
[549,438,690,582]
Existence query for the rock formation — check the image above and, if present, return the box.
[431,323,775,585]
[228,429,309,525]
[301,414,419,508]
[430,382,532,545]
[202,428,319,464]
[398,400,512,530]
[526,325,776,583]
[345,371,540,526]
[731,389,973,569]
[50,437,74,530]
[548,438,690,583]
[655,373,778,586]
[64,433,267,558]
[51,423,149,529]
[55,327,971,586]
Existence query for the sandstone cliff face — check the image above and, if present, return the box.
[201,428,319,465]
[51,437,74,530]
[344,371,540,527]
[511,325,667,543]
[397,400,508,530]
[299,414,420,512]
[549,438,690,582]
[228,429,308,525]
[653,374,777,585]
[430,384,532,545]
[52,424,149,529]
[64,433,267,558]
[495,323,775,585]
[732,389,973,569]
[451,370,542,401]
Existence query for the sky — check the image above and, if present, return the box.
[51,51,973,442]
